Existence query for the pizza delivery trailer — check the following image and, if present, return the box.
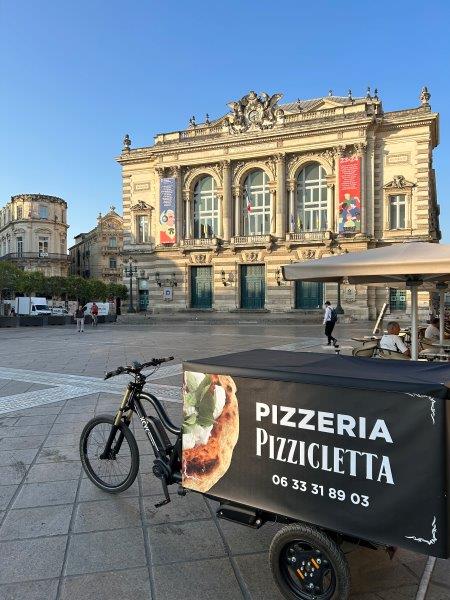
[80,349,450,600]
[181,349,450,599]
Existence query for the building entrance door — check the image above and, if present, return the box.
[241,264,265,309]
[139,290,149,311]
[295,281,324,309]
[191,266,212,309]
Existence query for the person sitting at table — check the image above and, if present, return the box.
[380,321,411,357]
[425,317,450,341]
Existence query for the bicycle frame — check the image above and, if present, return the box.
[103,378,183,505]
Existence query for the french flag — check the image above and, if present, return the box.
[245,190,252,213]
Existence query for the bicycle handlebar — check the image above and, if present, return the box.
[104,356,174,380]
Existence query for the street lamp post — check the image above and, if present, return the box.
[336,282,344,314]
[124,259,138,313]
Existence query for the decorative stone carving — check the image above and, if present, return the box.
[264,157,277,179]
[344,285,357,303]
[242,251,260,263]
[194,254,207,264]
[130,200,153,212]
[420,86,431,107]
[354,143,367,156]
[384,176,415,189]
[301,249,316,260]
[122,134,131,152]
[226,91,283,133]
[155,167,166,177]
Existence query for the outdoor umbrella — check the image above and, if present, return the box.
[282,242,450,360]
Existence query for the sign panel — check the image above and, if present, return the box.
[159,178,176,244]
[339,157,361,234]
[182,350,450,558]
[163,287,173,301]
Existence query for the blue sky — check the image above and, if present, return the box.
[1,0,449,245]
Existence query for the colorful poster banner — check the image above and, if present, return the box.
[159,177,176,244]
[338,156,361,234]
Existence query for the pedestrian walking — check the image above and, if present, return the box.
[323,300,339,347]
[75,304,85,333]
[91,302,99,327]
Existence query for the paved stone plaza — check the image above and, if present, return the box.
[0,321,448,600]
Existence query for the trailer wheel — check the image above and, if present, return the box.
[269,523,350,600]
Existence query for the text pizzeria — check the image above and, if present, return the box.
[255,403,394,485]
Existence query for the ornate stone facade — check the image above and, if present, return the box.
[117,89,440,318]
[69,207,124,282]
[0,194,69,276]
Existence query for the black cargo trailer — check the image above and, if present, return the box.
[81,351,450,599]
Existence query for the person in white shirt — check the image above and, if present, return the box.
[380,321,410,357]
[323,301,338,347]
[425,318,440,341]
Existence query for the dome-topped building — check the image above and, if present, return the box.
[0,193,69,276]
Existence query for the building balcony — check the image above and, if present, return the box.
[101,246,122,254]
[0,252,70,262]
[285,231,332,244]
[123,241,155,254]
[180,237,221,250]
[230,234,274,247]
[102,268,121,278]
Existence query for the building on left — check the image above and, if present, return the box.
[0,194,69,276]
[69,206,124,283]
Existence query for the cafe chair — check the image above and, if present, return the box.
[378,349,410,360]
[352,344,378,358]
[420,338,437,351]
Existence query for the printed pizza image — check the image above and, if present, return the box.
[182,371,239,493]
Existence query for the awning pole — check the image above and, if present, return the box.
[409,283,419,361]
[437,283,448,345]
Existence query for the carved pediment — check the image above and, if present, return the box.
[384,175,415,190]
[225,90,284,133]
[130,200,154,212]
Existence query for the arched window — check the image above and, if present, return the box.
[193,176,219,238]
[296,163,328,232]
[243,170,271,235]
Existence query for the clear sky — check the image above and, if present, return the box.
[1,0,449,245]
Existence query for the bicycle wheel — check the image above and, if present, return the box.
[80,414,139,493]
[269,523,350,600]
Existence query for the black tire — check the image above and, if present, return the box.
[269,523,350,600]
[80,414,139,493]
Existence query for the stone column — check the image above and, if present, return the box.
[355,143,367,235]
[269,189,276,235]
[173,167,183,245]
[287,180,295,233]
[326,183,335,232]
[217,193,224,238]
[233,187,241,237]
[275,153,286,238]
[221,160,231,241]
[183,191,192,239]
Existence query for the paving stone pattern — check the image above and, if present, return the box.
[0,322,448,599]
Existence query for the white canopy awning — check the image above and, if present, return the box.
[282,242,450,286]
[282,242,450,360]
